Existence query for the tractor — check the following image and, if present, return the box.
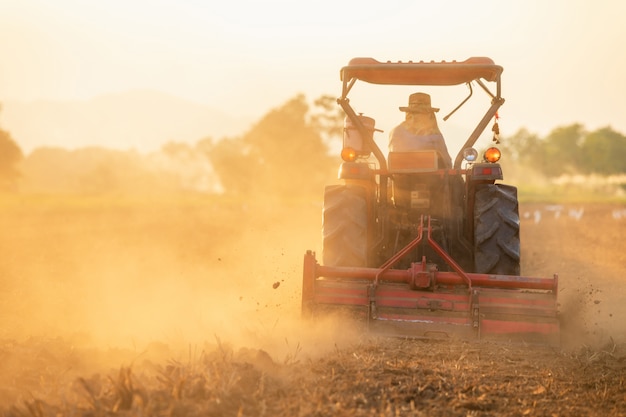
[302,57,560,346]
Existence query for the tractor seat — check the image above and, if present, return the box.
[388,150,440,173]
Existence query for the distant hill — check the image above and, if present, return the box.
[0,90,249,154]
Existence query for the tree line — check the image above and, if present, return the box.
[499,124,626,177]
[0,95,625,195]
[0,94,339,197]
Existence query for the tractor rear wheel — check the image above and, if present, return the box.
[322,184,369,267]
[473,184,521,275]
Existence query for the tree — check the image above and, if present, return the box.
[539,124,586,177]
[0,127,24,191]
[245,93,336,197]
[309,94,344,145]
[495,128,543,181]
[205,94,337,198]
[499,128,542,164]
[580,127,626,175]
[201,136,257,195]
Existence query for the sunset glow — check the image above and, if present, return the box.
[1,0,624,145]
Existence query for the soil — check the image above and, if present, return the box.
[0,196,625,416]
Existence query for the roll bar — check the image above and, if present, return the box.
[338,57,505,171]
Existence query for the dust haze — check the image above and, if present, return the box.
[0,186,365,407]
[2,168,626,409]
[519,202,626,350]
[3,197,626,352]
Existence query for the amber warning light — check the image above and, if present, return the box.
[341,147,358,162]
[484,147,501,163]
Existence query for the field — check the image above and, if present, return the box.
[1,194,625,416]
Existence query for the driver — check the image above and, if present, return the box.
[388,92,452,168]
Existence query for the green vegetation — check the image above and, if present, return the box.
[500,124,626,177]
[499,124,626,202]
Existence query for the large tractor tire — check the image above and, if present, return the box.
[322,184,369,267]
[473,184,521,275]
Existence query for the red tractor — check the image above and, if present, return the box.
[302,57,559,346]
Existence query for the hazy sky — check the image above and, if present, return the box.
[1,0,625,150]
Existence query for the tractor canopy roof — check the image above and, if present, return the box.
[340,57,502,86]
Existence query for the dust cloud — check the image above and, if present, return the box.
[2,188,626,407]
[520,203,626,350]
[0,192,360,404]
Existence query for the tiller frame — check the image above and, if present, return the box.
[302,216,560,346]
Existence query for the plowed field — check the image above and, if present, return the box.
[1,196,625,416]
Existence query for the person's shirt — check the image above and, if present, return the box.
[389,122,453,168]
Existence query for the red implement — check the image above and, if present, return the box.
[302,217,560,347]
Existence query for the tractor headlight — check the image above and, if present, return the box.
[463,148,478,162]
[341,147,358,162]
[484,147,501,163]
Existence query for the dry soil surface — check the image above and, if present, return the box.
[0,197,625,416]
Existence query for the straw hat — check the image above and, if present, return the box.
[399,92,439,113]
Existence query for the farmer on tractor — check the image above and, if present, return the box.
[302,57,560,346]
[388,92,453,168]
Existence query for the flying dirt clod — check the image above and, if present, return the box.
[301,57,560,346]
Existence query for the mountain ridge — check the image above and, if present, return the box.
[0,90,250,154]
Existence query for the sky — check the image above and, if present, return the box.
[1,0,625,153]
